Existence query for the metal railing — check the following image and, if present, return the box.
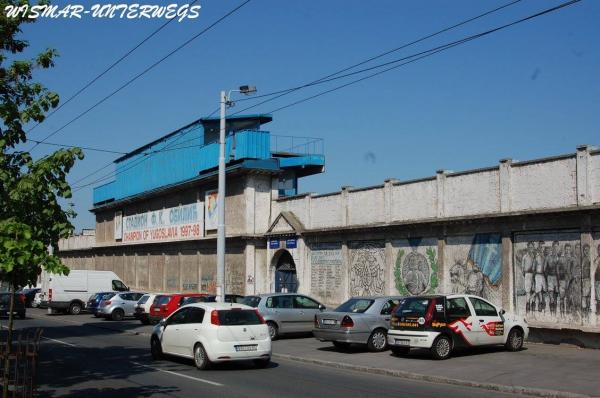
[270,134,324,156]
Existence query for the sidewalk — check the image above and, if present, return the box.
[272,336,600,398]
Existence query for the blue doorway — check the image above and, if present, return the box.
[274,250,298,293]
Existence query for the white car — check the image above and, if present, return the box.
[32,292,42,308]
[387,294,528,360]
[135,293,164,325]
[150,302,271,369]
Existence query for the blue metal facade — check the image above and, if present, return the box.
[92,115,325,207]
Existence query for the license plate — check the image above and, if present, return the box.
[235,345,258,352]
[322,319,337,325]
[395,339,410,346]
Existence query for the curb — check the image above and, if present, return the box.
[271,353,592,398]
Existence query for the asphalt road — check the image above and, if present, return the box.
[7,310,526,398]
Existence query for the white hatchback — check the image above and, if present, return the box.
[151,302,271,369]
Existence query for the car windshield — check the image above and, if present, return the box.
[335,298,374,313]
[395,297,432,317]
[154,295,171,306]
[138,295,149,305]
[181,296,211,306]
[98,293,115,301]
[217,309,262,325]
[241,296,261,308]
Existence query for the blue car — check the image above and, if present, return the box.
[87,292,116,317]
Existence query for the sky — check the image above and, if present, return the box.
[12,0,600,230]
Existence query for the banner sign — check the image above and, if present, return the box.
[269,239,280,249]
[205,190,218,232]
[114,211,123,240]
[122,202,203,243]
[285,238,297,249]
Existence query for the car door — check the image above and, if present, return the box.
[379,299,400,324]
[445,297,480,347]
[161,307,191,356]
[267,295,296,332]
[178,307,206,357]
[293,295,322,332]
[467,297,505,345]
[124,293,144,316]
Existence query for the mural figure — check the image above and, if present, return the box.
[402,246,429,295]
[446,234,502,305]
[533,241,547,313]
[595,243,600,316]
[580,244,591,320]
[521,241,536,313]
[349,241,385,296]
[449,258,466,294]
[544,241,561,316]
[558,244,575,317]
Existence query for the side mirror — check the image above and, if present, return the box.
[319,304,326,311]
[500,309,506,315]
[159,318,167,328]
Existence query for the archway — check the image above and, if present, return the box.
[271,249,298,293]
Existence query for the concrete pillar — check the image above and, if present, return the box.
[437,236,446,294]
[499,158,512,213]
[341,186,353,227]
[436,170,447,218]
[245,175,256,234]
[576,145,593,206]
[580,215,595,325]
[501,231,514,312]
[384,179,399,223]
[306,194,312,230]
[245,242,256,295]
[385,238,394,295]
[342,240,349,301]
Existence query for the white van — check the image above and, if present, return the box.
[41,270,129,315]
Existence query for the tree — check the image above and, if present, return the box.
[1,1,83,395]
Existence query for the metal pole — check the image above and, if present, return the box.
[216,90,227,302]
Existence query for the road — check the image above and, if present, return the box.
[8,309,526,398]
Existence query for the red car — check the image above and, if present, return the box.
[148,293,209,324]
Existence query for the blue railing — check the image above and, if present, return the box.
[270,134,324,156]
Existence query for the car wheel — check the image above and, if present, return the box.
[253,358,270,368]
[193,344,210,370]
[69,302,82,315]
[111,309,124,321]
[332,341,350,350]
[505,328,524,352]
[391,346,410,356]
[267,321,279,341]
[367,329,388,352]
[31,302,39,308]
[150,337,163,360]
[431,335,452,360]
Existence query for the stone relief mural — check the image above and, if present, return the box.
[392,238,438,296]
[514,232,586,325]
[592,232,600,322]
[445,234,503,306]
[349,241,385,296]
[310,242,343,303]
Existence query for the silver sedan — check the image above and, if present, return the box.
[313,296,403,352]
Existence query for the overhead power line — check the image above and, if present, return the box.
[262,0,582,115]
[27,0,199,135]
[29,0,252,152]
[28,139,127,155]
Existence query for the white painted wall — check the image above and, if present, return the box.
[391,179,437,221]
[445,170,500,217]
[348,188,385,225]
[590,151,600,204]
[311,194,343,229]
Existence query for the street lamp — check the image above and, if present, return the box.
[216,85,257,302]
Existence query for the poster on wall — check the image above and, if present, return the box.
[205,190,218,232]
[445,234,503,307]
[122,202,204,244]
[514,231,588,326]
[114,211,123,240]
[310,242,343,302]
[392,238,438,296]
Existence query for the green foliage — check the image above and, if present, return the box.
[0,0,83,288]
[426,247,438,293]
[394,249,410,295]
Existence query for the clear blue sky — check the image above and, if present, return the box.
[17,0,600,230]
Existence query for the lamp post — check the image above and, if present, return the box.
[216,85,257,302]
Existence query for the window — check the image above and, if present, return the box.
[446,297,472,318]
[335,299,374,313]
[138,295,150,305]
[112,280,128,291]
[154,295,171,306]
[395,297,431,317]
[168,308,190,325]
[381,299,400,315]
[241,296,261,308]
[188,308,205,324]
[217,309,262,325]
[267,295,293,309]
[117,293,130,301]
[294,296,320,309]
[469,297,498,317]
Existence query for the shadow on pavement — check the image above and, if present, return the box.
[38,385,179,398]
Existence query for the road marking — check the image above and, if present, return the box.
[131,361,223,387]
[41,336,78,347]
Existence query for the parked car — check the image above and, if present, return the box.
[135,293,164,325]
[18,288,41,308]
[87,292,116,317]
[41,270,129,315]
[313,296,403,352]
[148,293,209,324]
[0,293,26,319]
[241,293,326,340]
[97,292,146,321]
[32,291,42,308]
[150,302,271,369]
[180,294,246,306]
[387,294,529,360]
